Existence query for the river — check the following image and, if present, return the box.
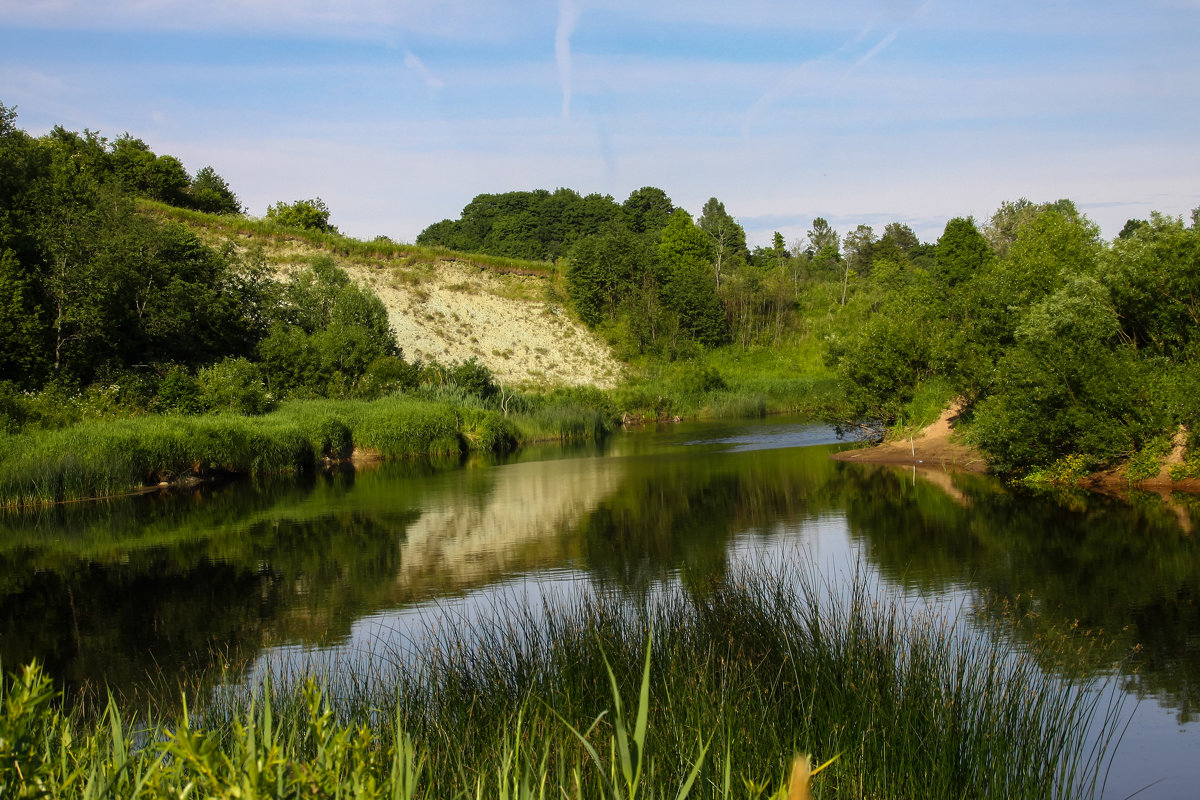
[0,417,1196,798]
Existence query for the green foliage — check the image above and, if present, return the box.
[805,217,839,256]
[265,197,336,233]
[567,225,648,327]
[621,186,674,235]
[356,355,419,398]
[933,217,990,286]
[447,357,498,401]
[187,166,241,214]
[1102,212,1200,359]
[196,357,273,415]
[156,365,202,414]
[1126,435,1173,483]
[829,196,1200,477]
[658,210,727,348]
[831,312,932,422]
[417,188,622,261]
[697,197,748,286]
[257,257,401,398]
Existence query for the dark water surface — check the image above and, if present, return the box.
[1,417,1198,797]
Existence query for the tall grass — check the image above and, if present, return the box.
[0,564,1123,798]
[0,397,513,508]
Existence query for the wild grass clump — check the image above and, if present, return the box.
[0,564,1121,798]
[706,392,768,420]
[0,415,314,507]
[363,566,1119,799]
[514,404,617,442]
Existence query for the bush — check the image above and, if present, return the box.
[187,166,241,214]
[197,358,273,415]
[265,198,336,233]
[447,358,498,401]
[157,365,202,414]
[356,355,419,398]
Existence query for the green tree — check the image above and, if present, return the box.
[258,257,399,396]
[971,276,1145,472]
[805,217,839,256]
[621,187,674,236]
[567,225,647,327]
[657,210,727,348]
[697,197,747,288]
[266,198,337,233]
[188,166,241,214]
[109,134,156,194]
[841,223,876,304]
[934,217,991,287]
[984,197,1080,258]
[0,103,50,385]
[1103,212,1200,358]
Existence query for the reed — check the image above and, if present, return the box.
[0,564,1123,798]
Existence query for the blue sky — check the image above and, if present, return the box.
[3,0,1198,247]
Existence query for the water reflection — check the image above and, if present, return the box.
[1,419,1199,796]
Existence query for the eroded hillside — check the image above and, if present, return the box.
[179,218,624,388]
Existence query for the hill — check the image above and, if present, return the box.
[158,206,625,389]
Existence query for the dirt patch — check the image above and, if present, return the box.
[1080,428,1200,495]
[831,404,988,474]
[363,261,623,389]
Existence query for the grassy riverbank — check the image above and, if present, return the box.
[0,365,843,508]
[0,396,542,508]
[0,565,1119,799]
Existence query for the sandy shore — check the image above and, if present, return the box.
[831,405,988,473]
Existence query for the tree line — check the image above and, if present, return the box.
[826,200,1200,476]
[0,103,480,429]
[425,185,1200,477]
[419,186,936,357]
[7,100,1199,478]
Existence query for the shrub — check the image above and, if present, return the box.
[356,356,419,398]
[157,365,202,414]
[265,198,337,233]
[447,357,498,401]
[197,358,273,415]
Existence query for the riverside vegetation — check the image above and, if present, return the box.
[5,102,1200,499]
[0,103,1174,796]
[0,565,1122,799]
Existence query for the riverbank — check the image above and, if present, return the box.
[0,395,620,509]
[831,404,988,473]
[832,403,1200,497]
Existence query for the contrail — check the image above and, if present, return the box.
[404,50,445,91]
[556,0,582,117]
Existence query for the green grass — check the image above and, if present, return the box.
[142,200,557,277]
[614,338,845,423]
[0,564,1122,799]
[0,397,511,508]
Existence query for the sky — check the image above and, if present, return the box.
[2,0,1199,248]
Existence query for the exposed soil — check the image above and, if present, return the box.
[362,261,622,388]
[1080,427,1200,495]
[831,404,988,474]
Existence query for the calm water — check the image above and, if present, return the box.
[1,418,1198,798]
